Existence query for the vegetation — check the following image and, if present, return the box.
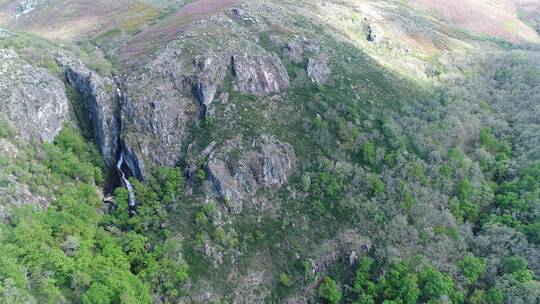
[318,277,342,304]
[0,128,188,303]
[0,0,539,303]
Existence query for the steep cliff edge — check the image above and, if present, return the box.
[0,48,69,142]
[58,53,121,166]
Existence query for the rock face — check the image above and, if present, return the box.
[60,55,120,166]
[307,54,331,84]
[121,47,195,179]
[206,135,295,213]
[0,48,69,143]
[194,53,228,118]
[232,51,290,95]
[283,41,304,64]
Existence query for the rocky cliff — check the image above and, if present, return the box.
[0,48,69,143]
[59,53,121,166]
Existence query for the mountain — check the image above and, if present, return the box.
[0,0,539,303]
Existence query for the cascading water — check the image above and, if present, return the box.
[116,152,137,210]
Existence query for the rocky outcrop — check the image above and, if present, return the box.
[0,48,69,143]
[59,54,120,166]
[121,52,194,178]
[206,135,295,213]
[194,53,228,118]
[307,54,331,84]
[283,41,304,64]
[0,28,15,38]
[17,0,48,17]
[232,51,290,96]
[367,23,384,43]
[207,158,244,213]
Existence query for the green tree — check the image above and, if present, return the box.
[458,255,485,283]
[354,256,374,294]
[318,277,342,304]
[485,287,504,304]
[278,273,293,288]
[418,266,455,303]
[501,256,528,274]
[380,262,420,304]
[362,142,376,165]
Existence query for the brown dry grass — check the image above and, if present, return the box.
[2,0,139,40]
[0,0,160,40]
[118,0,237,67]
[408,0,540,43]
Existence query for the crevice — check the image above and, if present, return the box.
[112,74,138,215]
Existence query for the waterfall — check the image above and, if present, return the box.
[116,152,137,208]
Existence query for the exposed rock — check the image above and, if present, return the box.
[119,45,291,180]
[206,135,295,213]
[283,41,304,64]
[122,67,193,178]
[304,39,321,53]
[194,53,228,118]
[122,80,192,178]
[231,269,270,304]
[121,133,147,180]
[307,54,331,84]
[0,173,49,219]
[248,134,296,188]
[230,7,245,17]
[0,48,69,143]
[59,54,120,166]
[232,51,290,95]
[207,158,244,213]
[0,28,15,38]
[203,241,224,267]
[367,23,384,43]
[16,0,48,17]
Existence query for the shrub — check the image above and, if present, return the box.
[361,142,377,165]
[485,288,504,304]
[501,256,528,274]
[458,256,485,283]
[318,277,342,304]
[418,266,455,302]
[278,273,293,288]
[0,113,15,138]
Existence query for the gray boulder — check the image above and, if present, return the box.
[0,48,69,143]
[367,23,384,44]
[232,51,290,95]
[307,54,331,84]
[207,158,245,213]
